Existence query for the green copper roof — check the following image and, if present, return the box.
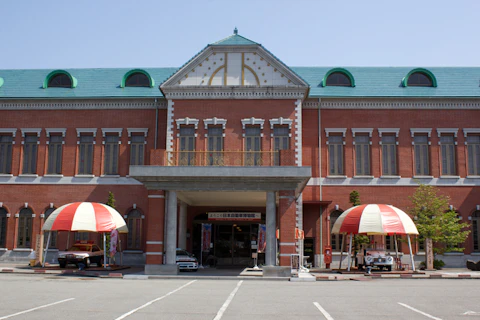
[0,67,479,99]
[211,33,258,46]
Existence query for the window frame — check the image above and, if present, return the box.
[125,209,143,250]
[17,208,33,248]
[411,128,432,177]
[45,128,66,175]
[0,129,16,175]
[43,207,57,248]
[437,129,457,176]
[0,207,8,248]
[76,128,97,176]
[379,128,400,177]
[329,210,344,252]
[325,128,346,176]
[21,129,41,175]
[102,128,122,176]
[352,128,373,176]
[464,129,480,176]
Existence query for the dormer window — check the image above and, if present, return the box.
[43,70,77,89]
[121,69,155,88]
[402,68,437,87]
[49,74,71,88]
[322,68,355,87]
[407,72,432,87]
[326,72,351,86]
[126,73,150,87]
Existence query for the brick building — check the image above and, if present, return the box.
[0,30,479,273]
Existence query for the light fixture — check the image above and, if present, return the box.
[335,204,339,210]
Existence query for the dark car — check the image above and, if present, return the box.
[57,243,104,268]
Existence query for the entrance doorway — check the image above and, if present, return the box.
[215,224,252,266]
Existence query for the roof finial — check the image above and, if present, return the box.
[234,27,238,35]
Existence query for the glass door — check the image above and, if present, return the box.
[214,224,252,266]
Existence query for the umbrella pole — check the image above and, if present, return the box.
[103,232,107,269]
[42,232,51,268]
[347,233,353,272]
[407,235,415,272]
[394,234,399,259]
[339,233,345,270]
[66,231,70,249]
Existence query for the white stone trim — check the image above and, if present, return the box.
[45,128,67,137]
[101,128,123,137]
[319,99,480,110]
[0,176,142,185]
[325,128,347,138]
[351,128,373,137]
[410,128,432,138]
[203,117,227,129]
[294,99,302,167]
[0,128,17,137]
[269,117,293,129]
[76,128,97,138]
[436,128,458,138]
[378,128,400,137]
[127,128,148,137]
[145,252,163,255]
[463,128,480,138]
[161,86,306,100]
[306,177,480,186]
[0,99,166,110]
[147,195,165,199]
[166,100,175,155]
[176,117,199,129]
[21,128,41,137]
[241,117,265,129]
[146,241,163,244]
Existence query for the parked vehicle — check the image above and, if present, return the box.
[57,242,104,268]
[357,248,394,271]
[176,249,198,271]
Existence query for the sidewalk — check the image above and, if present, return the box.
[1,263,479,280]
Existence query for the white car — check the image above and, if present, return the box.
[58,242,104,268]
[357,249,394,271]
[176,249,198,271]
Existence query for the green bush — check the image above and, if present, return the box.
[420,259,445,270]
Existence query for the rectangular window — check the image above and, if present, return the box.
[47,135,63,174]
[440,135,456,175]
[414,135,429,175]
[0,135,13,174]
[22,135,38,174]
[245,126,261,165]
[104,135,119,175]
[207,126,223,165]
[130,135,145,166]
[381,135,397,175]
[467,135,480,175]
[17,215,32,248]
[328,135,343,175]
[78,135,94,175]
[355,135,370,175]
[385,235,394,251]
[179,126,195,165]
[273,126,289,166]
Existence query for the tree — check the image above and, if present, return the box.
[348,190,369,265]
[409,184,470,270]
[104,192,116,254]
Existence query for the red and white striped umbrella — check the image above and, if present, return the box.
[331,204,418,235]
[42,202,128,233]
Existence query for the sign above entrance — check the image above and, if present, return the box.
[208,212,261,221]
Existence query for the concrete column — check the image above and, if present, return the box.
[166,191,178,265]
[178,201,187,250]
[265,191,276,266]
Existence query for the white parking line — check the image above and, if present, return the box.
[398,302,443,320]
[0,298,75,319]
[114,280,197,320]
[213,280,243,320]
[313,302,335,320]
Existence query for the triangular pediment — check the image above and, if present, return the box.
[161,33,308,90]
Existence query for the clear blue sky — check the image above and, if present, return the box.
[1,0,479,69]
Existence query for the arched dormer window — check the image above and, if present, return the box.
[43,70,77,89]
[322,68,355,87]
[121,69,155,88]
[402,68,437,87]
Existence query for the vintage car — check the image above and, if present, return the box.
[176,249,198,271]
[357,248,394,271]
[57,242,104,268]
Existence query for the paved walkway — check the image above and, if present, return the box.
[1,263,479,280]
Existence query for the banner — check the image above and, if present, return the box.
[257,224,266,253]
[208,212,261,221]
[201,223,212,252]
[110,229,118,258]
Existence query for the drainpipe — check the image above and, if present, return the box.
[318,98,323,268]
[154,98,158,149]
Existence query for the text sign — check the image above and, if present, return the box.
[208,212,261,221]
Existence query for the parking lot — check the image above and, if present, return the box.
[0,274,479,319]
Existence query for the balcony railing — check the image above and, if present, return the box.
[149,150,296,167]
